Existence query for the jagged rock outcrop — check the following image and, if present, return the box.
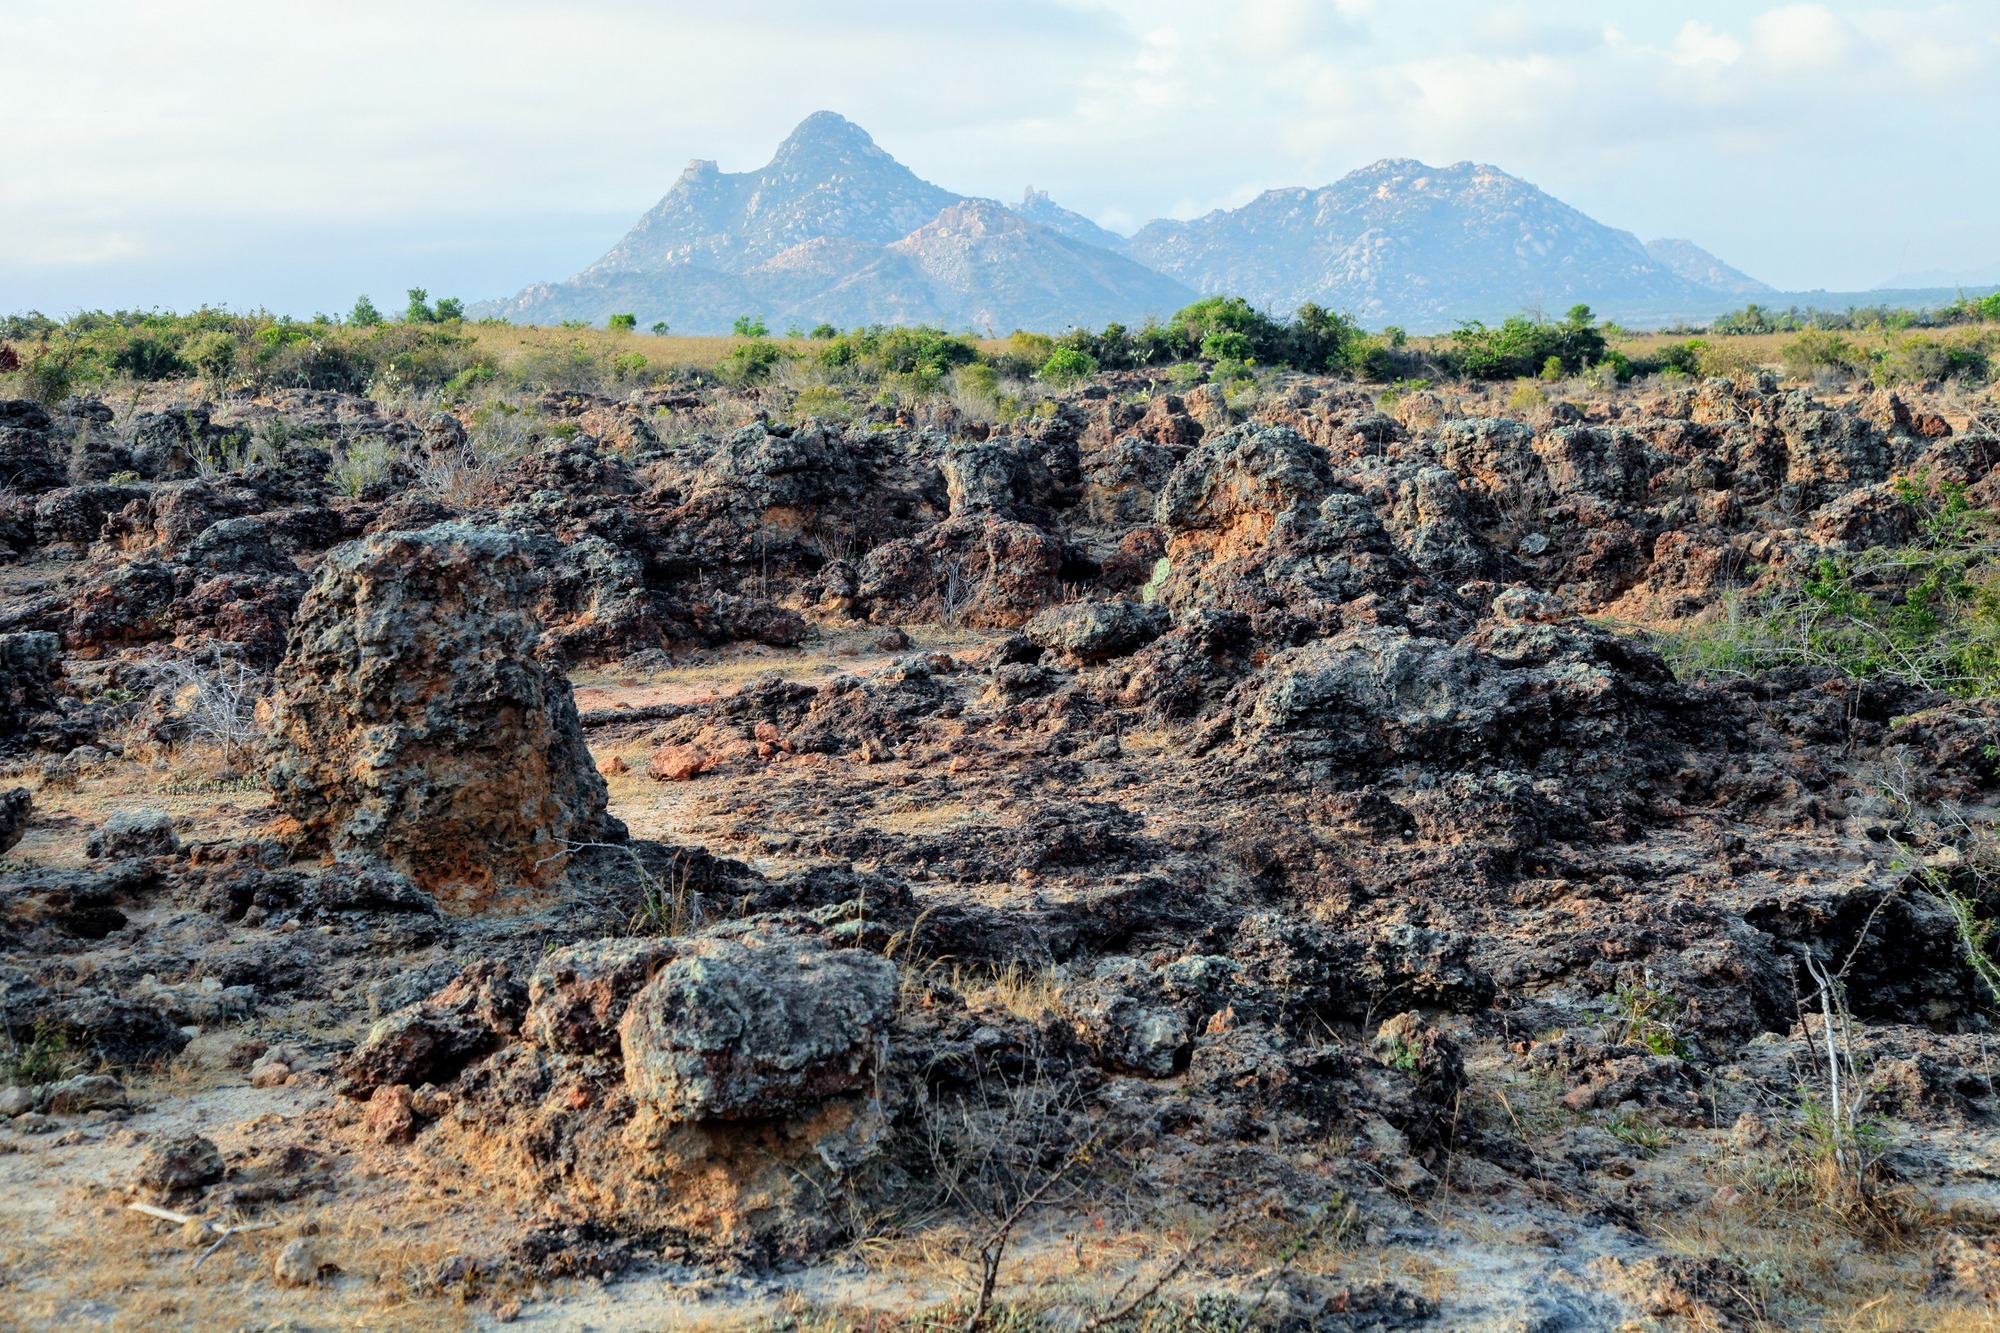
[266,523,619,906]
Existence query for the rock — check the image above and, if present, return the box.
[364,1084,418,1143]
[273,1236,333,1287]
[85,809,179,860]
[249,1062,292,1088]
[523,937,680,1056]
[0,1085,33,1117]
[0,400,66,493]
[1932,1232,2000,1300]
[0,631,62,737]
[337,961,524,1096]
[0,787,28,853]
[133,1132,224,1198]
[337,1006,495,1097]
[367,960,462,1019]
[43,1074,127,1115]
[619,932,897,1122]
[265,523,620,906]
[1609,1255,1758,1328]
[647,744,712,782]
[1023,600,1171,663]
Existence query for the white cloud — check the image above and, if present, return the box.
[1749,3,1858,70]
[1,1,1996,308]
[1670,21,1745,66]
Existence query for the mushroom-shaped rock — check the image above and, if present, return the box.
[619,932,896,1122]
[265,523,618,906]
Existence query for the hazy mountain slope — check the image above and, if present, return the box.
[1645,238,1772,296]
[1126,160,1723,328]
[886,200,1191,330]
[476,113,1185,332]
[586,112,960,274]
[1009,188,1129,253]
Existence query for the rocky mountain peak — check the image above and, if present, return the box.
[769,110,884,169]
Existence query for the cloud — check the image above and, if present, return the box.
[0,1,1996,308]
[1749,3,1859,70]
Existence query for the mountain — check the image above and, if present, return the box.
[1645,239,1772,297]
[476,113,1190,333]
[1009,188,1129,253]
[1879,262,2000,290]
[1124,160,1744,329]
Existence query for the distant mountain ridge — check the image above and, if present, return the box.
[479,113,1192,333]
[477,113,1780,333]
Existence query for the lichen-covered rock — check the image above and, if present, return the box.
[0,631,61,737]
[265,523,619,905]
[524,937,680,1056]
[619,931,896,1122]
[0,400,66,494]
[133,1132,224,1199]
[85,809,178,860]
[0,787,28,853]
[1024,599,1171,662]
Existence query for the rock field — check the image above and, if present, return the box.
[4,369,2000,1328]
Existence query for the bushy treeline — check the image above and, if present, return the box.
[0,295,488,403]
[1692,293,2000,336]
[9,285,2000,407]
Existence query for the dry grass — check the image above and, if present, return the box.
[0,1183,505,1331]
[456,325,1012,375]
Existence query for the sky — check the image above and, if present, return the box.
[2,1,1995,317]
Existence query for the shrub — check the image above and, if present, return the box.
[348,294,384,327]
[732,314,769,338]
[1450,305,1607,381]
[608,313,637,333]
[21,337,95,403]
[1199,330,1254,363]
[1781,332,1864,382]
[110,334,190,381]
[405,288,436,323]
[816,325,978,382]
[718,338,786,386]
[326,437,399,496]
[1038,347,1098,387]
[183,331,238,381]
[1656,477,2000,697]
[810,323,838,339]
[1878,336,1989,386]
[1695,341,1766,381]
[650,321,670,336]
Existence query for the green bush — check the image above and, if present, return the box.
[182,331,238,380]
[1449,305,1607,381]
[1657,478,2000,697]
[1877,336,1990,386]
[110,334,191,381]
[1780,332,1865,381]
[1039,347,1099,386]
[732,314,769,338]
[815,325,978,382]
[348,295,384,327]
[718,338,786,386]
[608,313,637,333]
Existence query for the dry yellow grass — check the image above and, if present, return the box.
[457,323,1013,374]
